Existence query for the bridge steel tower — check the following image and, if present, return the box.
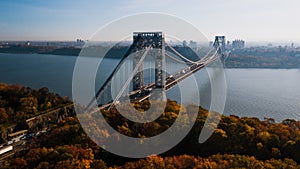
[132,32,166,90]
[213,36,226,56]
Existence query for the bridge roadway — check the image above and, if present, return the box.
[26,103,74,123]
[0,140,26,163]
[0,103,74,162]
[92,52,219,113]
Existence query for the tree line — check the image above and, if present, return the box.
[1,83,300,168]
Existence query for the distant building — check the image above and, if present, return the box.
[226,41,231,49]
[189,40,197,49]
[76,39,85,47]
[26,41,31,46]
[232,39,245,49]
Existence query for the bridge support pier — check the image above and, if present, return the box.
[213,36,226,56]
[213,36,227,65]
[132,32,166,90]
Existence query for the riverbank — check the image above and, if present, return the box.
[1,45,300,68]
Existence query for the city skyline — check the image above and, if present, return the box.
[1,0,300,43]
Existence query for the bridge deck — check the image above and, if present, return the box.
[91,52,220,113]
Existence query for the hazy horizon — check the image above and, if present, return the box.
[1,40,299,48]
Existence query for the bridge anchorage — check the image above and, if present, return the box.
[90,32,225,112]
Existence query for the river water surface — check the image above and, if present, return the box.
[1,53,299,122]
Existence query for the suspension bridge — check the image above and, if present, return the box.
[88,32,226,112]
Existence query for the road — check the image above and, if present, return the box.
[0,140,27,162]
[0,103,74,162]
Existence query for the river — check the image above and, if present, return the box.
[0,53,299,122]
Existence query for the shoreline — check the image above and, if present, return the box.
[1,52,300,69]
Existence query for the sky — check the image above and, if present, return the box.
[1,0,300,43]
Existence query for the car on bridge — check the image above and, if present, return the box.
[166,75,175,83]
[190,63,204,71]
